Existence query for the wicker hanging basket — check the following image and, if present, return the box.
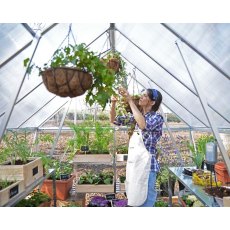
[41,67,93,98]
[107,58,120,73]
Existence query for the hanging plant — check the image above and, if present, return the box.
[24,43,118,109]
[102,50,128,89]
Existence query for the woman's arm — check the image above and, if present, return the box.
[110,97,117,123]
[119,88,146,130]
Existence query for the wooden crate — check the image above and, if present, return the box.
[0,180,25,206]
[0,157,43,187]
[76,181,114,193]
[73,154,112,163]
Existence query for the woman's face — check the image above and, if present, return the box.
[139,90,152,107]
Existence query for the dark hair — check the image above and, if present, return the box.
[147,88,162,112]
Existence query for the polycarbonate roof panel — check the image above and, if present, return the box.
[116,23,230,129]
[167,23,230,75]
[5,84,69,129]
[0,24,32,64]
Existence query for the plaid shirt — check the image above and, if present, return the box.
[114,111,164,172]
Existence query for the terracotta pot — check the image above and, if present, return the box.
[41,174,75,201]
[41,67,93,97]
[107,58,120,73]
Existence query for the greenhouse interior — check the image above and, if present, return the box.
[0,23,230,208]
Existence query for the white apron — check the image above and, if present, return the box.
[125,130,151,206]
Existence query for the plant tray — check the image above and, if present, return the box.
[42,67,92,98]
[0,180,25,206]
[0,157,43,187]
[73,154,112,163]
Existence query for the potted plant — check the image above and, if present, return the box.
[103,51,128,85]
[40,159,75,201]
[24,43,121,109]
[187,135,215,169]
[0,131,43,187]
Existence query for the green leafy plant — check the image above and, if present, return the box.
[102,50,128,88]
[0,180,15,191]
[187,135,215,169]
[24,43,126,109]
[78,171,113,185]
[67,121,113,154]
[15,191,51,207]
[0,131,33,165]
[119,174,126,183]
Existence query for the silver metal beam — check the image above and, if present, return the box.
[109,23,116,52]
[50,100,72,157]
[176,40,230,175]
[18,96,56,128]
[21,23,36,37]
[161,23,230,81]
[0,32,42,143]
[38,101,69,128]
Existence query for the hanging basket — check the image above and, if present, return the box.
[107,58,120,73]
[41,67,93,98]
[124,96,141,113]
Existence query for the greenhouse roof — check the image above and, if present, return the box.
[0,23,229,132]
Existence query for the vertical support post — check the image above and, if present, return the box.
[176,41,230,175]
[0,32,42,143]
[109,23,116,52]
[74,98,77,125]
[189,127,196,152]
[33,128,39,152]
[49,99,72,157]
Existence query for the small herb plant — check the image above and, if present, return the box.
[67,121,113,154]
[0,180,15,191]
[78,171,114,185]
[24,43,122,109]
[187,135,215,169]
[0,131,32,165]
[15,191,51,207]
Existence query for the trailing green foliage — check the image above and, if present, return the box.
[24,44,128,109]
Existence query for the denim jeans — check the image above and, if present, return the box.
[139,171,157,207]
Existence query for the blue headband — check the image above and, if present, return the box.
[152,89,158,101]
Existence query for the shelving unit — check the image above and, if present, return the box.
[168,167,219,207]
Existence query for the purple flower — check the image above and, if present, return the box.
[90,196,106,206]
[113,199,128,207]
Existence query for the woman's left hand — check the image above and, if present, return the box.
[118,87,131,101]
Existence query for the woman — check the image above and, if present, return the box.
[110,87,164,207]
